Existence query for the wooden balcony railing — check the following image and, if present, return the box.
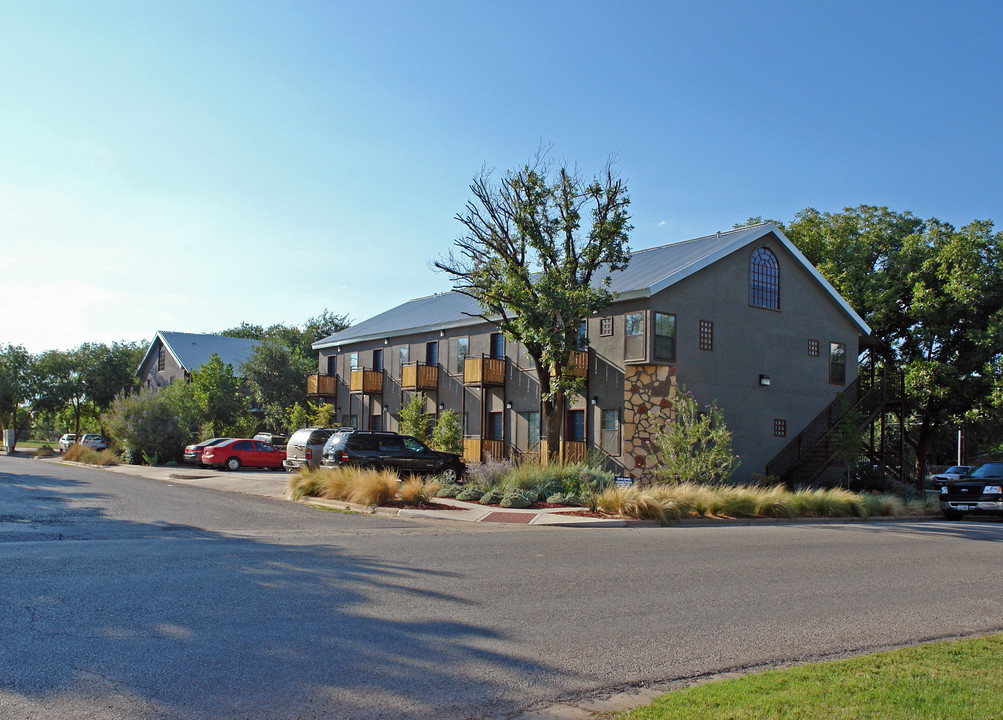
[349,369,383,394]
[463,355,505,385]
[540,440,588,464]
[551,350,588,378]
[306,373,337,396]
[401,362,438,391]
[463,437,506,463]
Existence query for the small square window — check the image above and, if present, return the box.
[599,317,613,337]
[808,339,819,357]
[699,320,713,351]
[774,419,787,438]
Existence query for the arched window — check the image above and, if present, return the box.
[750,247,780,309]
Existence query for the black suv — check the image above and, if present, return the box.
[322,431,465,483]
[938,462,1003,520]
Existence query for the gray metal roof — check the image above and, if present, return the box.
[314,223,870,349]
[137,331,259,375]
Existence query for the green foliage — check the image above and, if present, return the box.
[287,402,311,432]
[545,492,583,506]
[431,409,462,454]
[0,344,33,435]
[466,454,514,488]
[312,402,334,428]
[436,151,632,453]
[104,385,194,463]
[650,385,739,485]
[190,353,249,438]
[241,337,312,417]
[783,207,1003,484]
[500,489,536,508]
[455,485,483,502]
[435,483,461,498]
[398,392,432,444]
[222,310,349,361]
[478,488,504,505]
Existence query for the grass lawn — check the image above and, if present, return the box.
[613,634,1003,720]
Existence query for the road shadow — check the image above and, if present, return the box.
[0,457,566,719]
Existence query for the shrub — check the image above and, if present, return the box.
[431,409,462,454]
[649,384,739,485]
[62,445,120,466]
[545,492,583,506]
[288,466,399,506]
[478,488,504,505]
[399,392,432,445]
[105,385,195,464]
[31,445,55,458]
[398,476,441,506]
[500,489,536,508]
[346,469,399,506]
[467,454,514,489]
[435,483,461,498]
[455,486,484,502]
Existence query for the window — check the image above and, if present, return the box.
[808,339,819,357]
[370,414,381,431]
[455,337,468,373]
[829,342,846,385]
[567,410,586,442]
[600,408,620,455]
[398,345,409,373]
[327,355,336,375]
[625,312,645,361]
[654,312,676,362]
[157,345,166,372]
[576,320,588,349]
[699,320,713,351]
[233,440,253,451]
[487,411,503,440]
[490,333,504,359]
[348,414,358,429]
[349,352,359,371]
[426,341,438,366]
[599,317,613,337]
[774,419,787,438]
[372,349,383,372]
[518,411,540,451]
[750,247,780,309]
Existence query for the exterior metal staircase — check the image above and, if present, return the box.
[766,370,903,486]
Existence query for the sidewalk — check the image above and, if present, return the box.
[39,454,636,527]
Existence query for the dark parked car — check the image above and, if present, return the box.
[932,465,972,484]
[183,437,231,465]
[283,427,343,471]
[322,430,464,482]
[938,462,1003,520]
[253,432,287,449]
[201,439,286,471]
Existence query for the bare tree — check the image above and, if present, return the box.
[436,152,632,458]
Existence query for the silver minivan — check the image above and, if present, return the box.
[283,427,340,471]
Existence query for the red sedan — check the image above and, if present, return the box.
[201,439,286,471]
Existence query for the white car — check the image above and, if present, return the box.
[79,434,107,450]
[58,434,77,451]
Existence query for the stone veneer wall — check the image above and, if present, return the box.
[622,365,677,482]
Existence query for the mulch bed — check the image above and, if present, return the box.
[380,500,465,511]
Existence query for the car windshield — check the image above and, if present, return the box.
[943,466,970,474]
[970,463,1003,479]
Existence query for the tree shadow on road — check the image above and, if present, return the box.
[0,458,568,719]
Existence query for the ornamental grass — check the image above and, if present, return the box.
[288,466,431,507]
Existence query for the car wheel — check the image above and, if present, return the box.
[225,457,241,471]
[943,510,965,521]
[440,464,462,484]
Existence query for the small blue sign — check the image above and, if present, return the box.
[614,476,634,489]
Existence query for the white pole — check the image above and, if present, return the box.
[958,427,963,466]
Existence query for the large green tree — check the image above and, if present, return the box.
[0,344,34,437]
[781,206,1003,488]
[190,353,249,438]
[436,154,632,456]
[241,338,314,430]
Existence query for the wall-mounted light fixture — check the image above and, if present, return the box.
[440,330,445,337]
[591,396,598,405]
[505,401,513,410]
[384,337,390,345]
[759,374,771,387]
[439,402,445,411]
[336,407,341,415]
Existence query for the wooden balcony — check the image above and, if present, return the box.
[463,355,505,385]
[463,438,506,463]
[401,362,438,391]
[349,369,383,394]
[306,373,337,397]
[551,350,588,378]
[539,440,588,464]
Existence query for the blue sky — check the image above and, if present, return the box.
[2,1,1000,353]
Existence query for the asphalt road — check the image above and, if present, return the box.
[2,455,1002,720]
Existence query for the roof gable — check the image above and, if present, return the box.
[136,331,259,375]
[314,223,870,348]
